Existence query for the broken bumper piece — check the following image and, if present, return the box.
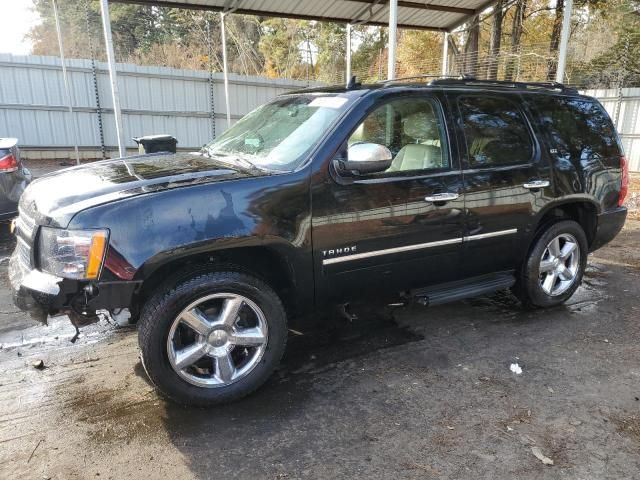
[9,251,62,324]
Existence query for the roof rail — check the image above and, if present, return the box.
[379,74,473,86]
[428,78,578,93]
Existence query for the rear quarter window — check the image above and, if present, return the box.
[533,96,621,161]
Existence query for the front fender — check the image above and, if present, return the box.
[67,170,312,283]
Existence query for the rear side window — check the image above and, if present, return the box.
[458,96,534,167]
[534,97,621,160]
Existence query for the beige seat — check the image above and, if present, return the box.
[388,111,443,172]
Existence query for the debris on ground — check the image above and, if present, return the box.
[32,359,45,370]
[27,439,43,463]
[510,363,523,375]
[531,446,554,466]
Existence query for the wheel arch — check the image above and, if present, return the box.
[533,198,599,246]
[518,198,599,271]
[130,243,303,321]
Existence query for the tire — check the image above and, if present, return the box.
[138,270,287,406]
[515,220,588,308]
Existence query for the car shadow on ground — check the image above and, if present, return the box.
[150,292,557,477]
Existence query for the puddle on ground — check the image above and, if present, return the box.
[53,303,424,445]
[0,315,125,351]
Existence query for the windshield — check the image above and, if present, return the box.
[203,93,351,172]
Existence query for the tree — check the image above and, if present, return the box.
[577,1,640,87]
[486,0,506,79]
[504,0,527,81]
[314,22,347,83]
[350,26,387,82]
[463,15,481,77]
[396,30,442,77]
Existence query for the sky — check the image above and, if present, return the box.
[0,1,40,55]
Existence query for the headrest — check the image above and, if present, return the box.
[402,112,438,140]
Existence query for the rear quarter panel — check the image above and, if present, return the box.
[523,93,623,214]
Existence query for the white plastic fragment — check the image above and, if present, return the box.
[531,446,554,465]
[510,363,523,375]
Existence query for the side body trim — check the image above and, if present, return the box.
[322,229,517,265]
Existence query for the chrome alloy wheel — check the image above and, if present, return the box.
[166,293,268,388]
[538,233,581,296]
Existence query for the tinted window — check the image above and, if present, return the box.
[458,96,534,167]
[348,97,449,173]
[534,97,621,160]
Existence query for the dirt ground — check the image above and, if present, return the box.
[1,166,640,479]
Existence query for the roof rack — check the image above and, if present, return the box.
[428,78,578,93]
[379,74,472,86]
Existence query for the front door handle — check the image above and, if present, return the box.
[425,192,459,203]
[523,180,550,189]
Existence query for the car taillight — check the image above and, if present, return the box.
[618,155,629,207]
[0,153,18,172]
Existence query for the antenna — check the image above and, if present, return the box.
[346,76,361,90]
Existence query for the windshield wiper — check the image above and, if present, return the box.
[200,149,267,173]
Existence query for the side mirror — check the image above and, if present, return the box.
[335,143,393,176]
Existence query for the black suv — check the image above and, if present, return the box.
[10,79,628,406]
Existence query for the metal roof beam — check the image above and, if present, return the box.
[445,0,499,32]
[347,0,475,16]
[110,0,452,31]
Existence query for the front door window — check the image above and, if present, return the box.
[348,97,449,174]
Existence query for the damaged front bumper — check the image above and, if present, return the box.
[10,250,141,325]
[9,251,64,324]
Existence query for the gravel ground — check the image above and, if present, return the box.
[0,162,638,479]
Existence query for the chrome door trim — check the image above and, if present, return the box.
[464,228,518,241]
[322,237,463,265]
[322,229,518,265]
[424,193,460,202]
[523,180,550,189]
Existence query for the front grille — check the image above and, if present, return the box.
[14,207,36,268]
[16,207,36,238]
[16,237,31,266]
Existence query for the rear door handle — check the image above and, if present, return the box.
[424,193,459,203]
[523,180,550,189]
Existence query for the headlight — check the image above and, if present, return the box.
[38,228,109,280]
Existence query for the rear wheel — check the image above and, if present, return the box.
[515,220,588,308]
[138,270,287,406]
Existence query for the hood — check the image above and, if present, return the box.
[20,152,267,227]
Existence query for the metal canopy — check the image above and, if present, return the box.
[112,0,498,32]
[99,0,574,157]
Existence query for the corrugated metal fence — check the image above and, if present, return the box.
[1,55,638,171]
[0,54,315,159]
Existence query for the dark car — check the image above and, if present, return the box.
[0,138,31,228]
[9,78,628,406]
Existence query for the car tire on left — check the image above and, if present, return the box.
[137,270,287,406]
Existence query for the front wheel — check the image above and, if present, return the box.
[515,220,588,308]
[138,270,287,406]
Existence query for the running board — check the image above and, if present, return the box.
[411,272,515,307]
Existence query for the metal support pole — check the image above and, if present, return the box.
[85,0,106,159]
[52,0,80,165]
[206,18,216,139]
[220,12,231,128]
[555,0,573,84]
[345,23,352,86]
[387,0,398,80]
[99,0,126,158]
[441,32,449,76]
